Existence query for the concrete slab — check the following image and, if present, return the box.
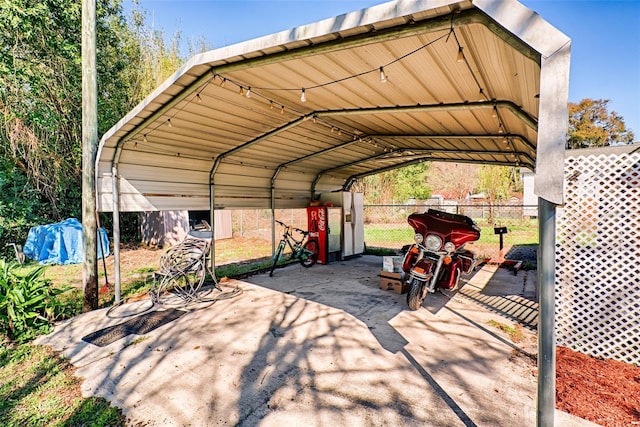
[37,256,598,426]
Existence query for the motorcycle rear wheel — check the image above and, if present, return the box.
[407,278,426,310]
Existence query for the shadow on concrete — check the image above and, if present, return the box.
[252,256,409,354]
[34,254,564,426]
[455,250,539,330]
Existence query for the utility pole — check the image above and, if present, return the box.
[82,0,98,311]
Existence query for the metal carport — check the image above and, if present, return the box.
[95,0,570,425]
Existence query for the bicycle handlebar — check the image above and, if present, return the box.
[274,220,308,235]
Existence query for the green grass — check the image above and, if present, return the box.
[364,247,398,256]
[215,257,275,278]
[363,219,538,248]
[364,226,415,242]
[0,342,126,426]
[476,224,538,246]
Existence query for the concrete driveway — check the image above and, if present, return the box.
[37,256,596,426]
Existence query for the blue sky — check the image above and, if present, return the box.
[124,0,640,137]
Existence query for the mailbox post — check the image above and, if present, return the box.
[494,226,508,261]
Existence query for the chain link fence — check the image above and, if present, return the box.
[214,204,538,263]
[362,203,539,252]
[213,209,309,264]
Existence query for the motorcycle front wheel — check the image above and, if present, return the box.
[407,278,426,310]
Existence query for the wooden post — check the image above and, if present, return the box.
[81,0,98,312]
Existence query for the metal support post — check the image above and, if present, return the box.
[537,197,557,426]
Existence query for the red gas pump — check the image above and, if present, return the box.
[307,206,329,264]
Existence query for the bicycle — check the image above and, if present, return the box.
[269,220,319,276]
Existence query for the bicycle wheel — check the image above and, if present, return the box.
[269,241,286,277]
[300,239,319,268]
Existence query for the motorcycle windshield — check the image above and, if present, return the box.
[408,209,480,247]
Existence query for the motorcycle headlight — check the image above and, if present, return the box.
[414,233,424,245]
[444,242,456,253]
[424,234,443,251]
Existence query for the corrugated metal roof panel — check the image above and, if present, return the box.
[96,0,569,212]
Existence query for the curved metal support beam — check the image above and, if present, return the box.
[316,100,538,131]
[342,156,521,191]
[271,136,365,200]
[111,69,216,165]
[209,114,312,182]
[312,134,535,182]
[393,149,535,168]
[342,158,426,190]
[368,133,537,155]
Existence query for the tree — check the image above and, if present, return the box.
[394,163,431,202]
[477,165,513,223]
[351,162,431,204]
[567,99,634,149]
[0,0,192,260]
[426,162,479,205]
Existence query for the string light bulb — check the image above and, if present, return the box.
[167,119,173,128]
[245,87,251,98]
[379,66,387,83]
[457,46,464,63]
[492,106,497,118]
[238,86,244,96]
[219,78,226,87]
[196,93,202,103]
[143,134,148,143]
[300,88,306,102]
[280,105,285,114]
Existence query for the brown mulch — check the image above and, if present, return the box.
[556,346,640,427]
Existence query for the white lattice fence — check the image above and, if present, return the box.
[556,151,640,365]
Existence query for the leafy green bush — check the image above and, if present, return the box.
[0,260,71,342]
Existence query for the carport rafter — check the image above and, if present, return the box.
[310,138,534,195]
[341,155,519,191]
[315,100,538,132]
[265,100,536,198]
[368,133,537,159]
[390,147,534,167]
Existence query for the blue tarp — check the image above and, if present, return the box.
[23,218,110,265]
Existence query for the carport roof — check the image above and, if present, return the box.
[96,0,570,212]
